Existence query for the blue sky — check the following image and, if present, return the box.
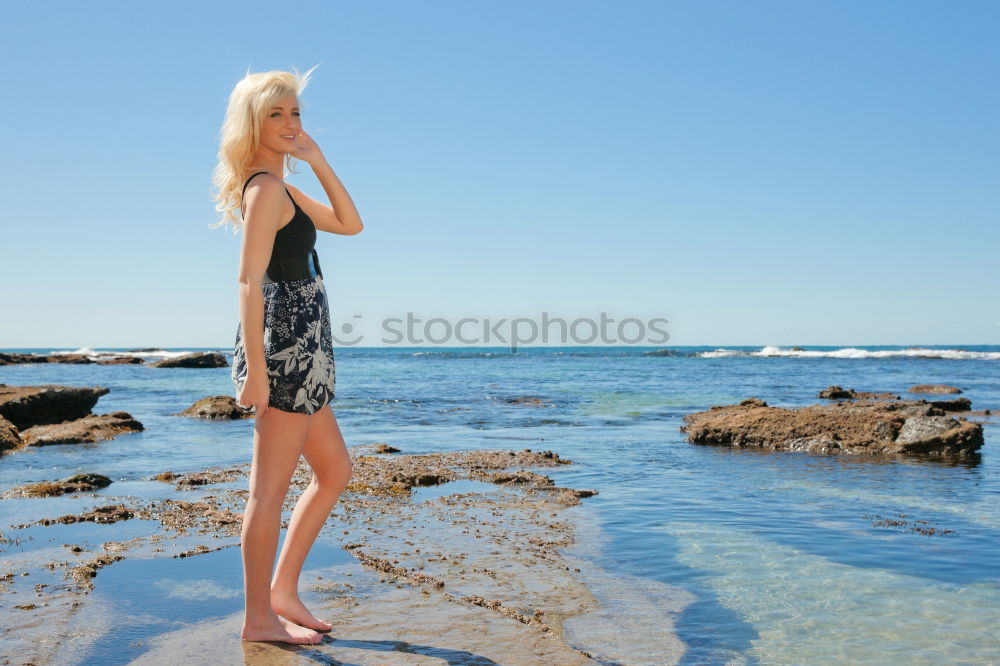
[2,0,997,348]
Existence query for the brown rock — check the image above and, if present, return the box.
[0,353,97,365]
[484,471,553,486]
[391,471,443,487]
[95,356,145,365]
[176,395,253,419]
[151,352,227,368]
[68,553,124,590]
[927,398,973,412]
[374,443,401,454]
[908,384,962,394]
[681,398,983,459]
[0,384,110,429]
[36,504,134,526]
[0,414,22,454]
[8,472,113,498]
[818,386,900,400]
[21,412,144,446]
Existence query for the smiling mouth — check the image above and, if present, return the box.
[281,134,296,140]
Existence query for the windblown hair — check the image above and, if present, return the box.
[209,64,321,233]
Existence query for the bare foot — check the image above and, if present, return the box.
[270,589,333,632]
[241,613,323,644]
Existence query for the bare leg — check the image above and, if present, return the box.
[271,404,353,630]
[240,407,323,645]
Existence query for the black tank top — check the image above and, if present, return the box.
[241,171,323,282]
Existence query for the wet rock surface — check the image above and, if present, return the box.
[176,395,253,420]
[68,553,125,590]
[150,352,228,368]
[0,353,96,365]
[682,396,984,458]
[0,384,110,429]
[0,415,22,453]
[20,411,144,446]
[1,445,602,665]
[95,356,145,365]
[926,397,973,412]
[19,504,135,527]
[818,385,900,400]
[5,472,113,498]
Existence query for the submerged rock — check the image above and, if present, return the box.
[505,396,551,407]
[0,384,110,429]
[151,352,227,369]
[176,395,253,420]
[20,412,144,446]
[681,398,983,459]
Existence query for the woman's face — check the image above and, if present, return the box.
[258,94,302,154]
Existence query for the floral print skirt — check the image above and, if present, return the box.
[231,275,336,415]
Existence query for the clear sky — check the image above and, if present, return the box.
[2,0,997,348]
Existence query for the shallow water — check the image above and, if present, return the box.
[2,344,999,664]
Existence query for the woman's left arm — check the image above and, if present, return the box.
[291,130,365,235]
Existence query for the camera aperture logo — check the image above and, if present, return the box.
[332,311,669,352]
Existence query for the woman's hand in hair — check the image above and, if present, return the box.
[238,372,270,415]
[293,129,325,166]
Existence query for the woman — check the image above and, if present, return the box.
[211,65,363,645]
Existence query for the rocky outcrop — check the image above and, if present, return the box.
[176,395,252,420]
[0,384,110,429]
[20,412,144,446]
[818,386,900,400]
[151,352,228,368]
[681,397,983,459]
[0,415,22,453]
[908,384,962,394]
[927,398,973,412]
[0,353,96,365]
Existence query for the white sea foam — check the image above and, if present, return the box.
[661,520,1000,664]
[49,346,99,356]
[47,347,199,360]
[697,346,1000,360]
[699,348,751,358]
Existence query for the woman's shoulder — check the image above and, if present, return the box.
[241,173,293,220]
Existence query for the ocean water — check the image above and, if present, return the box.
[2,344,999,664]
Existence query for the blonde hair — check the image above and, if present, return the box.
[209,64,321,233]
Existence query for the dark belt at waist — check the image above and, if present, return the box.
[263,248,323,284]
